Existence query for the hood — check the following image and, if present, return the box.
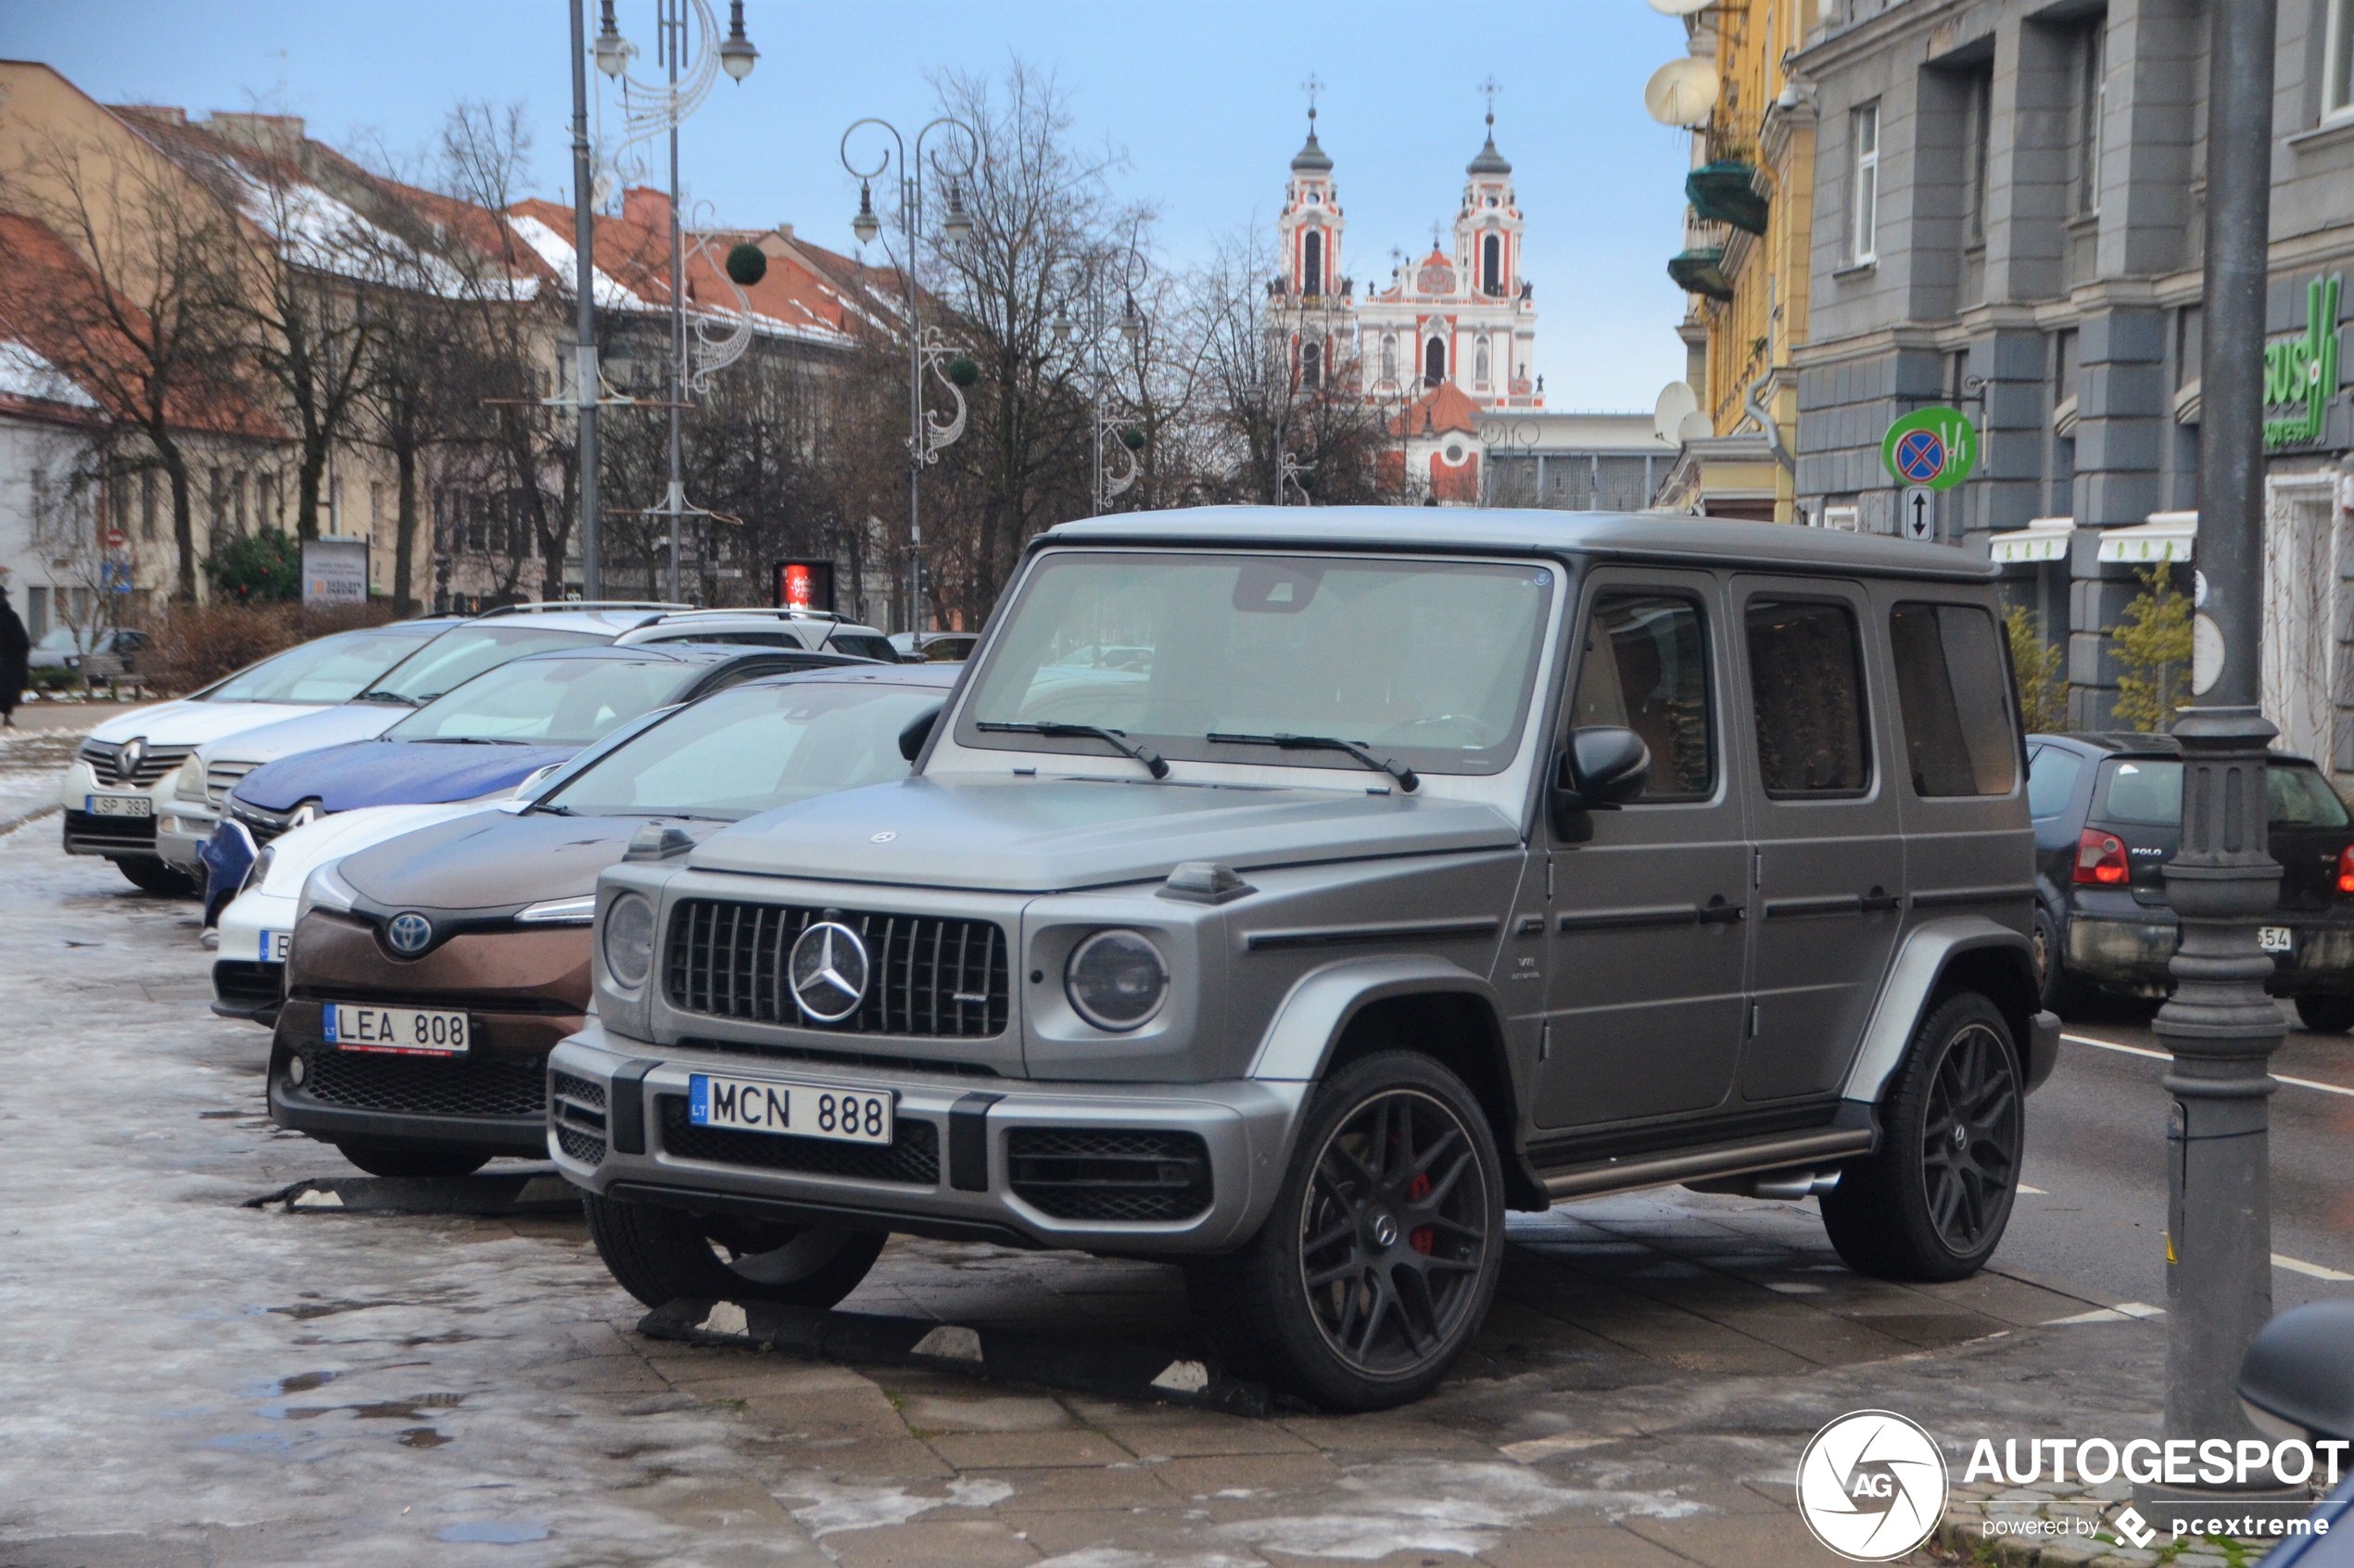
[253,801,500,896]
[234,739,580,814]
[89,700,332,747]
[339,811,704,913]
[200,702,405,767]
[692,775,1522,893]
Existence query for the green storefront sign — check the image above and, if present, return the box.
[2264,273,2342,450]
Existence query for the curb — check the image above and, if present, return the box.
[247,1170,582,1216]
[638,1297,1273,1418]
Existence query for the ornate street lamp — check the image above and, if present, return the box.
[841,115,978,638]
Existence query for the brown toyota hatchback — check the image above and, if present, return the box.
[269,664,960,1177]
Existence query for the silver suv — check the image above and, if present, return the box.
[548,509,2058,1410]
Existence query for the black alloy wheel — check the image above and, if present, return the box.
[116,856,198,898]
[584,1193,886,1309]
[1184,1050,1504,1410]
[1821,992,2023,1282]
[1297,1089,1491,1377]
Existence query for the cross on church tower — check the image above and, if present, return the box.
[1301,73,1323,122]
[1479,75,1500,123]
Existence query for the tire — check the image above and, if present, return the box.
[2031,911,2083,1018]
[335,1139,493,1179]
[1821,992,2024,1283]
[116,856,197,898]
[1183,1050,1505,1411]
[2295,993,2354,1034]
[583,1193,887,1309]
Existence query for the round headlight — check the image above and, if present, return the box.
[175,754,206,800]
[1064,929,1169,1031]
[602,893,656,988]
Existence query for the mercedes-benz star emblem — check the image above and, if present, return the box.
[788,920,870,1023]
[116,737,146,786]
[386,912,434,955]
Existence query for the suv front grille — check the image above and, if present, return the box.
[655,1094,940,1184]
[1007,1128,1212,1222]
[664,900,1008,1038]
[77,740,193,787]
[301,1049,545,1119]
[228,799,300,845]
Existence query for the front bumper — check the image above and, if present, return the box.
[157,801,217,874]
[267,997,582,1159]
[58,763,170,859]
[2064,911,2354,996]
[548,1020,1310,1255]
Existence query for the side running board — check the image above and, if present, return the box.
[1539,1127,1875,1203]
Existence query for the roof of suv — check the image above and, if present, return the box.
[2031,731,2323,767]
[1038,507,2001,583]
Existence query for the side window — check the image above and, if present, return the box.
[2027,746,2082,819]
[1569,591,1715,801]
[1888,601,2020,797]
[1746,600,1870,796]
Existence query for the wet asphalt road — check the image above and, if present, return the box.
[1994,1002,2354,1311]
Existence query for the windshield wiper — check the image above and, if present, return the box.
[1206,731,1419,793]
[977,720,1170,779]
[352,691,419,706]
[411,736,522,745]
[527,802,577,816]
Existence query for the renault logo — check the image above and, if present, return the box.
[788,920,870,1023]
[116,737,146,785]
[386,912,434,955]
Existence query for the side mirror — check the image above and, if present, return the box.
[899,703,943,763]
[1554,727,1651,815]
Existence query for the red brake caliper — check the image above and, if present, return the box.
[1406,1172,1434,1255]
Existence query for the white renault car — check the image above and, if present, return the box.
[61,619,459,894]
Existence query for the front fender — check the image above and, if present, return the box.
[1247,955,1508,1082]
[1842,917,2048,1105]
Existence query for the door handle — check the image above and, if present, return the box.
[1696,897,1744,925]
[1859,887,1902,913]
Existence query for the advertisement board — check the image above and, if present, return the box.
[773,559,836,613]
[300,537,370,608]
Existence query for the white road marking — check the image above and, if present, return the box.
[2061,1033,2354,1098]
[2018,1184,2048,1195]
[2047,1301,2167,1325]
[2273,1254,2354,1282]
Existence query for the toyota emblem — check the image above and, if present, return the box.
[386,912,434,955]
[787,920,870,1023]
[116,737,146,786]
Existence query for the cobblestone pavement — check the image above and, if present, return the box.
[0,813,2234,1568]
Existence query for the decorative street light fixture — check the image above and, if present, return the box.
[597,0,755,604]
[1056,242,1151,517]
[841,116,977,637]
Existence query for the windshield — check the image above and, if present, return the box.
[2098,758,2352,828]
[202,625,445,704]
[387,657,694,746]
[361,625,601,705]
[539,680,938,818]
[956,550,1555,777]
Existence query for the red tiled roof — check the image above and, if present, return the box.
[1390,380,1482,437]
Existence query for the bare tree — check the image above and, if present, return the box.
[0,131,254,600]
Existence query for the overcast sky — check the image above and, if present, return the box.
[2,1,1700,411]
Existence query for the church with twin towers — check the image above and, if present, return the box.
[1269,91,1544,418]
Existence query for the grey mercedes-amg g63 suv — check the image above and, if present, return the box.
[547,508,2058,1410]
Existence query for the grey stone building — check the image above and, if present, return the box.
[1789,0,2354,760]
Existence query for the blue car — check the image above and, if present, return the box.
[202,642,853,914]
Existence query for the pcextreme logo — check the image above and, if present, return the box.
[1795,1410,1951,1562]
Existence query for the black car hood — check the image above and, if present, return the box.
[690,774,1523,893]
[336,810,713,914]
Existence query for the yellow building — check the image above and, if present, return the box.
[1654,0,1817,524]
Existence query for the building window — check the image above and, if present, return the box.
[1299,339,1322,390]
[1482,234,1501,296]
[2328,0,2354,119]
[1474,337,1490,386]
[1303,229,1323,296]
[140,471,157,541]
[1851,104,1880,263]
[1966,66,1993,244]
[2077,19,2107,216]
[24,585,46,641]
[1380,335,1398,384]
[1424,336,1447,386]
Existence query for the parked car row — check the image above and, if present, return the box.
[64,511,2341,1417]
